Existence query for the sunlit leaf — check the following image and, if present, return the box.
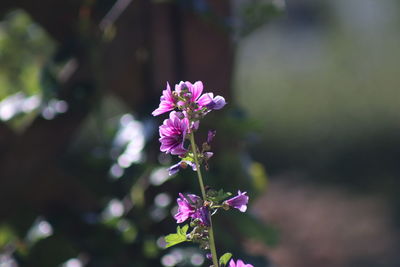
[164,224,189,248]
[219,252,232,266]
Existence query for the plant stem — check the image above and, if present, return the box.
[190,133,206,200]
[208,222,219,267]
[189,133,219,267]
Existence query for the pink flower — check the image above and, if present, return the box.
[159,111,189,156]
[229,259,254,267]
[224,191,249,212]
[174,193,199,223]
[152,82,176,116]
[174,193,210,226]
[193,206,210,226]
[153,81,226,118]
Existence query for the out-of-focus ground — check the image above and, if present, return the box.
[250,178,399,267]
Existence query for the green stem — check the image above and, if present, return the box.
[208,223,219,267]
[189,133,219,267]
[190,133,206,200]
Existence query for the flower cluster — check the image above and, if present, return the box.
[154,81,253,267]
[153,81,226,175]
[175,191,249,225]
[152,81,225,117]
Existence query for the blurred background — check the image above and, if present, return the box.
[0,0,399,266]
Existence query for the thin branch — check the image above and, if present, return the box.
[99,0,133,31]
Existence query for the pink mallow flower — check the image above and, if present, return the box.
[229,259,254,267]
[174,193,199,223]
[174,193,210,226]
[224,191,249,212]
[152,82,176,116]
[159,111,189,156]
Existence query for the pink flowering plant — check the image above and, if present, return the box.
[153,81,254,267]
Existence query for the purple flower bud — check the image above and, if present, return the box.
[206,253,212,260]
[229,259,254,267]
[168,162,181,176]
[224,191,249,212]
[207,130,216,144]
[204,152,213,160]
[192,121,200,131]
[168,160,197,176]
[206,95,226,110]
[184,160,197,171]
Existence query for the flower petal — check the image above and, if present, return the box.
[191,81,203,101]
[197,93,213,107]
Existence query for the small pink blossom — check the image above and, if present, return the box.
[159,111,189,156]
[174,193,209,225]
[174,193,199,223]
[229,259,254,267]
[152,82,176,116]
[224,191,249,212]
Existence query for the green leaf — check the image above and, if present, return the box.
[181,155,194,162]
[164,225,189,248]
[219,252,232,266]
[208,189,232,203]
[178,224,189,235]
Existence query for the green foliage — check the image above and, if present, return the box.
[164,225,189,248]
[24,234,76,266]
[219,252,233,266]
[0,224,16,249]
[0,10,54,99]
[207,189,232,203]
